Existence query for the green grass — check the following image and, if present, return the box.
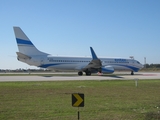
[0,80,160,120]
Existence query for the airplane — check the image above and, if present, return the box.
[13,27,143,76]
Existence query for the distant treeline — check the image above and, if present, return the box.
[145,64,160,68]
[0,68,75,73]
[0,69,52,73]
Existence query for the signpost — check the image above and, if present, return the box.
[134,78,139,87]
[72,93,84,120]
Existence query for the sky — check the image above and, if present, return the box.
[1,0,160,69]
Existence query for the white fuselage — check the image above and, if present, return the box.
[20,55,143,72]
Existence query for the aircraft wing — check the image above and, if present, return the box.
[82,47,102,73]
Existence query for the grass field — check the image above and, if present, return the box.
[0,80,160,120]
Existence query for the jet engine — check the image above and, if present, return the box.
[101,66,114,74]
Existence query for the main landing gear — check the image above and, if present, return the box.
[85,71,91,76]
[78,71,91,76]
[78,71,83,76]
[131,71,134,75]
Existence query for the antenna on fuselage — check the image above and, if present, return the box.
[130,56,134,59]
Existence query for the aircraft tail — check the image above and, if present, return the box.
[13,27,48,56]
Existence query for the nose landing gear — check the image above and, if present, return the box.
[131,71,134,75]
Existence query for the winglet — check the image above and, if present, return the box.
[90,47,98,60]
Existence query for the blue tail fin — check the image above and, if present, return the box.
[13,27,48,56]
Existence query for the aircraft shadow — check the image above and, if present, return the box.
[40,74,124,78]
[100,74,124,78]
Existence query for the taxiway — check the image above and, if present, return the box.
[0,72,160,82]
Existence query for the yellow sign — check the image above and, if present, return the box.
[72,93,84,107]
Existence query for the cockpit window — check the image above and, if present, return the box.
[137,61,140,64]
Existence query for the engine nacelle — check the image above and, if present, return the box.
[101,66,114,74]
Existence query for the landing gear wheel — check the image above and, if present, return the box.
[85,71,91,76]
[131,71,134,75]
[78,71,83,76]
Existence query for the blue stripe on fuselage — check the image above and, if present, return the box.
[16,38,33,45]
[39,64,60,68]
[111,64,139,72]
[38,63,75,68]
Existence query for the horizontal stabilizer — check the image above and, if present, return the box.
[16,52,31,59]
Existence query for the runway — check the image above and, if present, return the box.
[0,72,160,82]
